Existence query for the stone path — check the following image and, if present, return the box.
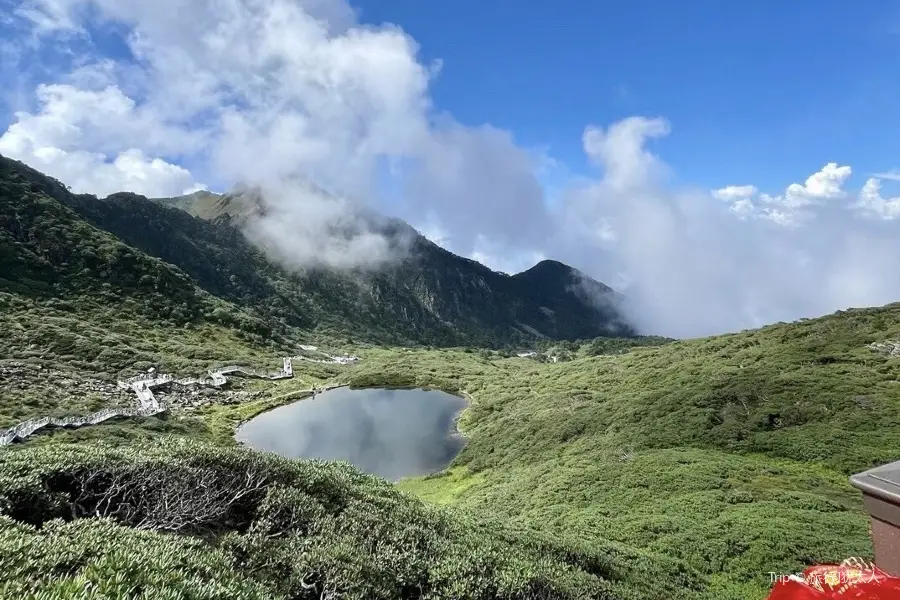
[0,352,355,446]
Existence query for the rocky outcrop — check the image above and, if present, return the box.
[868,340,900,357]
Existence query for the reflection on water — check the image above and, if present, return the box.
[235,387,467,481]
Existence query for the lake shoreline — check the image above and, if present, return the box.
[234,384,472,440]
[235,386,470,481]
[232,384,347,440]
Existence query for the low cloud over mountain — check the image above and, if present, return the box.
[3,0,900,338]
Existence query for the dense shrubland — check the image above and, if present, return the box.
[3,296,899,599]
[368,304,900,598]
[0,440,703,600]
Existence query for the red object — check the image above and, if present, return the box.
[766,561,900,599]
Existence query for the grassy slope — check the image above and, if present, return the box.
[0,155,351,428]
[342,303,900,599]
[152,190,227,219]
[0,289,357,434]
[3,302,898,598]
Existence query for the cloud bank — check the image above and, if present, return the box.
[240,178,416,271]
[3,0,900,338]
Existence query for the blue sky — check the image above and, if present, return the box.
[354,0,900,192]
[2,0,899,193]
[3,0,900,336]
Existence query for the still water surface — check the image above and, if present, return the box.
[236,387,467,481]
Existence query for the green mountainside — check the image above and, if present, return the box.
[150,185,633,342]
[0,154,633,348]
[152,186,266,221]
[153,190,221,218]
[151,189,226,218]
[2,153,900,600]
[382,305,900,599]
[1,439,700,600]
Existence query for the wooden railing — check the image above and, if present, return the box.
[0,352,355,446]
[0,405,165,445]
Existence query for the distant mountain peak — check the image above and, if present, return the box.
[522,259,570,271]
[514,259,613,293]
[515,259,580,278]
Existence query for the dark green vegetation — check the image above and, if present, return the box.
[149,184,634,344]
[0,150,628,426]
[0,440,702,600]
[2,154,636,350]
[384,304,900,599]
[2,155,900,599]
[5,302,893,599]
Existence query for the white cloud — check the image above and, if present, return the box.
[711,163,853,227]
[470,236,547,276]
[14,0,84,35]
[856,177,900,220]
[402,121,549,261]
[4,0,900,337]
[546,123,900,338]
[5,0,551,271]
[872,169,900,181]
[3,144,201,198]
[242,178,413,271]
[0,83,205,197]
[2,84,203,156]
[712,185,758,219]
[712,185,758,203]
[781,162,852,208]
[69,0,434,197]
[582,116,671,188]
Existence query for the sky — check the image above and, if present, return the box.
[1,0,899,338]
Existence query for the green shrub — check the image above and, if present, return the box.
[0,439,700,600]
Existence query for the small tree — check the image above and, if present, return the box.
[70,461,271,534]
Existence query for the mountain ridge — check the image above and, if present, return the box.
[1,154,635,347]
[152,187,595,281]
